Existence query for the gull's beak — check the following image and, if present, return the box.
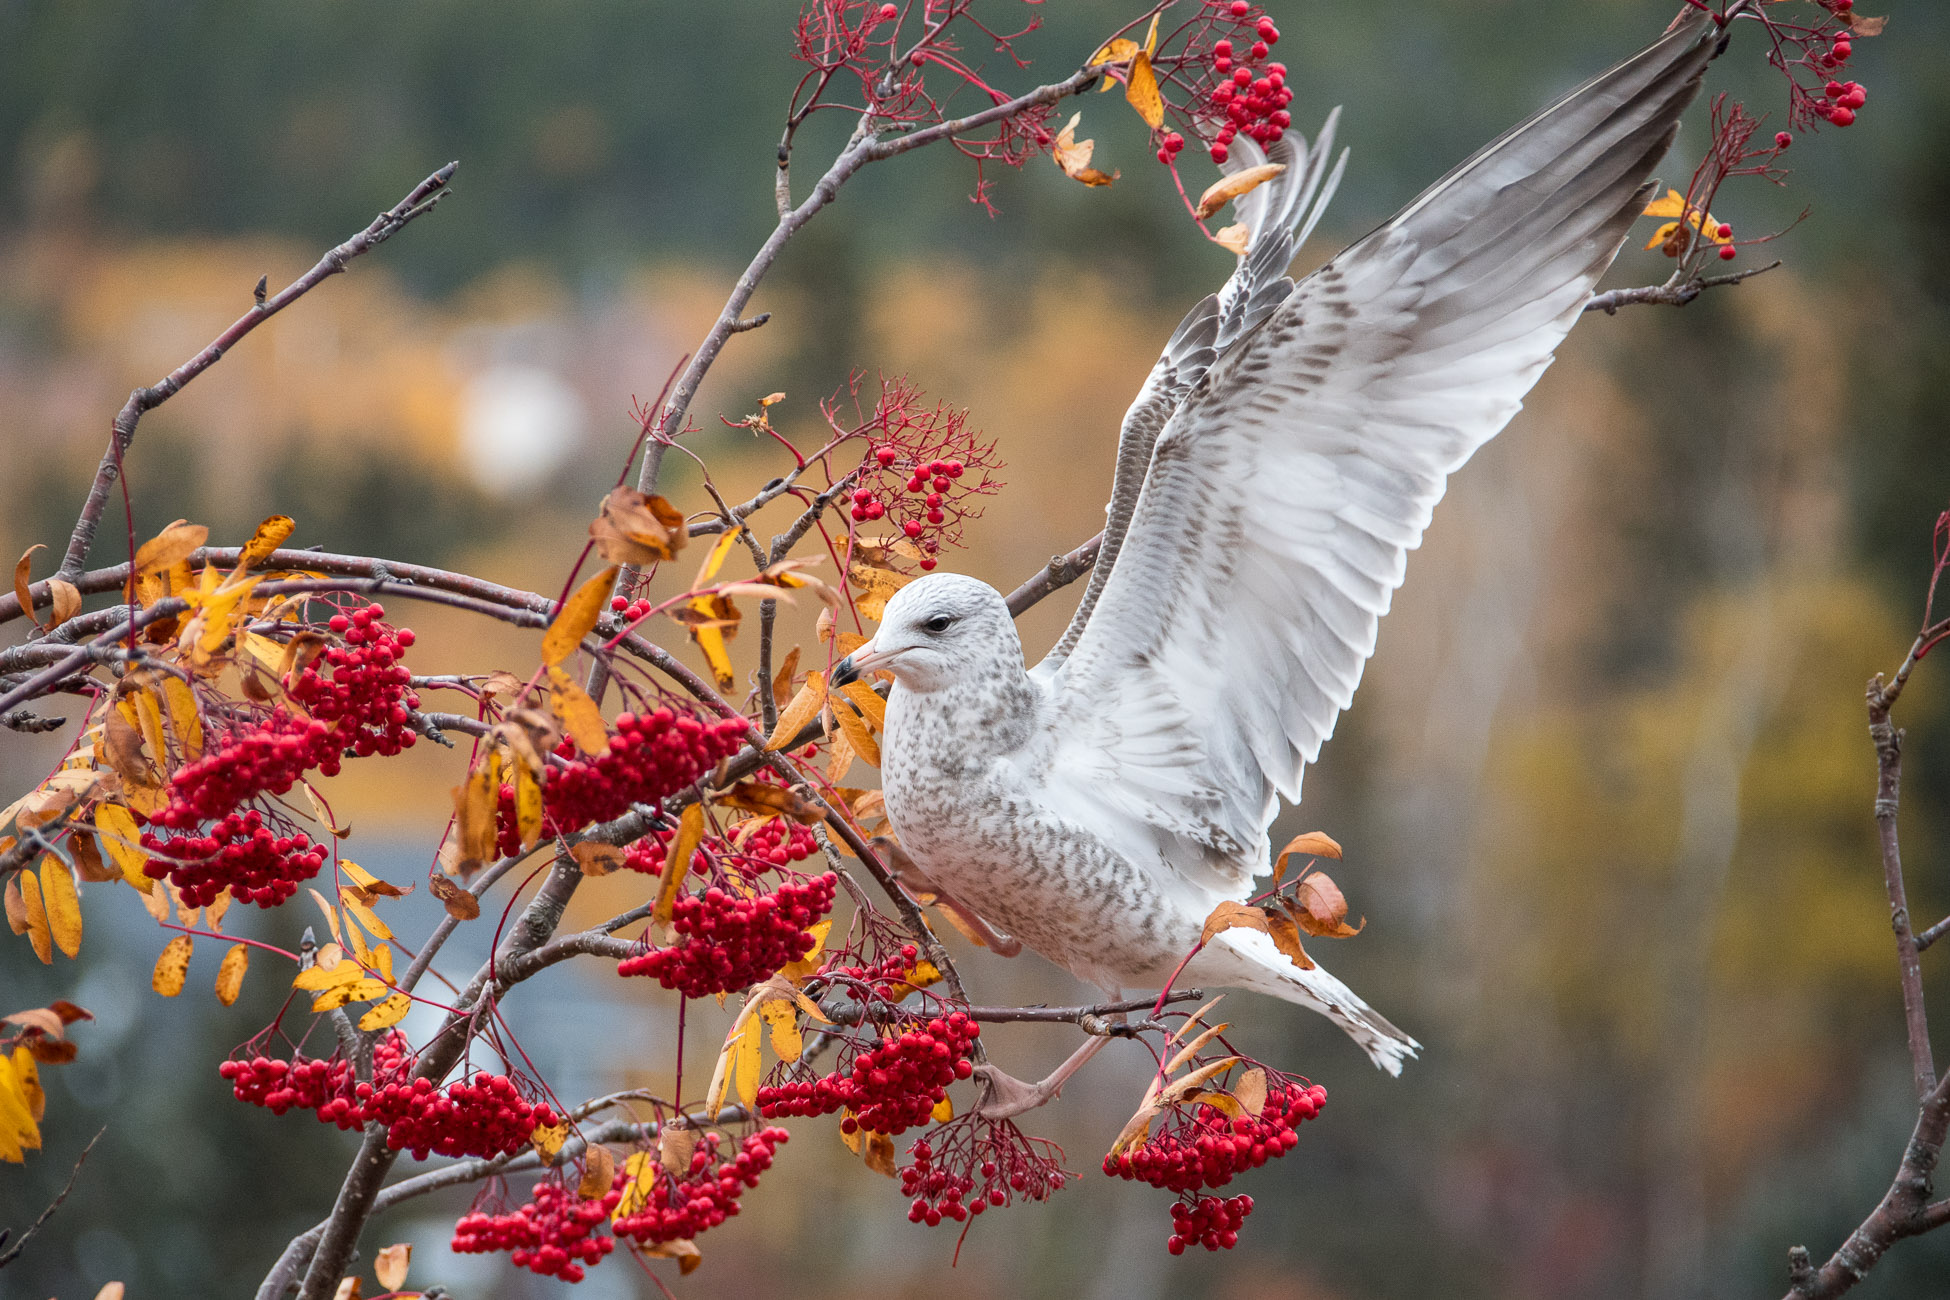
[831,636,895,688]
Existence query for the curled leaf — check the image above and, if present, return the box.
[1051,113,1118,187]
[430,875,481,920]
[1291,872,1363,938]
[238,515,296,568]
[715,781,824,824]
[12,545,41,630]
[1274,829,1343,883]
[134,520,209,577]
[1198,899,1269,949]
[1196,163,1288,220]
[590,488,687,565]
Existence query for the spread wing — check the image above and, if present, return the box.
[1039,13,1720,894]
[1041,117,1347,668]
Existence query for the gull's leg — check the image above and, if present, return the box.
[973,988,1125,1120]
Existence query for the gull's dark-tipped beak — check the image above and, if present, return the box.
[830,654,861,688]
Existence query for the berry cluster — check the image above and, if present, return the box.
[898,1119,1067,1228]
[757,1011,978,1135]
[612,1127,789,1246]
[1167,1193,1254,1254]
[152,712,335,826]
[496,709,749,852]
[741,815,819,867]
[356,1073,559,1161]
[220,1053,349,1117]
[142,812,326,908]
[852,449,971,571]
[819,942,924,1003]
[287,605,421,763]
[616,873,838,997]
[1817,77,1868,128]
[608,594,656,623]
[452,1173,625,1282]
[1202,9,1290,165]
[1103,1078,1325,1194]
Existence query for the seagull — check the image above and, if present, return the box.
[833,12,1720,1109]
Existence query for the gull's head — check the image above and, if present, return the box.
[830,572,1019,694]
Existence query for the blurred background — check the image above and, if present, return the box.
[4,1,1949,1297]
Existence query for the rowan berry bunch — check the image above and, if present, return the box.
[899,1115,1068,1228]
[815,941,927,1004]
[496,708,748,850]
[833,374,1001,572]
[739,815,819,867]
[1691,0,1874,133]
[1103,1075,1326,1195]
[611,1127,790,1247]
[1167,1193,1254,1254]
[220,1051,350,1117]
[152,712,336,826]
[142,811,326,908]
[1190,4,1290,165]
[287,603,421,761]
[758,1010,979,1135]
[615,871,839,997]
[356,1071,560,1161]
[452,1172,626,1282]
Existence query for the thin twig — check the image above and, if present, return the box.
[55,164,458,583]
[1584,259,1781,314]
[0,1127,105,1269]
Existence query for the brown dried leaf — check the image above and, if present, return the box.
[215,942,250,1006]
[658,1125,698,1178]
[715,781,824,824]
[69,833,115,884]
[46,578,81,630]
[828,695,880,767]
[1212,223,1251,256]
[1841,12,1886,36]
[1195,162,1288,220]
[1199,899,1270,949]
[1291,872,1363,938]
[277,631,329,682]
[571,842,625,876]
[862,1129,897,1177]
[22,1036,77,1065]
[152,933,193,996]
[1273,829,1343,883]
[238,515,296,568]
[456,751,503,865]
[771,646,801,708]
[430,874,480,920]
[4,875,26,938]
[513,757,544,851]
[1233,1065,1269,1117]
[373,1242,412,1292]
[3,1008,64,1038]
[103,706,157,790]
[1164,1020,1232,1077]
[18,870,52,964]
[543,566,619,666]
[579,1143,616,1199]
[1262,907,1314,970]
[12,544,40,630]
[332,1276,361,1300]
[134,520,208,577]
[590,488,687,565]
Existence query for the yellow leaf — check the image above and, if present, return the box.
[543,566,620,666]
[779,918,832,985]
[828,696,880,767]
[654,804,706,925]
[206,888,232,931]
[758,998,803,1063]
[614,1151,658,1220]
[689,618,737,692]
[0,1062,40,1159]
[1125,50,1164,129]
[160,677,203,760]
[359,991,412,1032]
[1050,113,1119,188]
[238,515,296,569]
[134,520,208,577]
[456,750,505,864]
[215,942,250,1005]
[767,671,826,749]
[153,934,193,996]
[1142,10,1160,55]
[1644,219,1682,251]
[514,758,544,851]
[694,526,742,586]
[839,680,886,730]
[294,948,361,990]
[308,888,343,944]
[312,977,388,1011]
[39,857,81,958]
[373,1242,412,1292]
[339,887,394,942]
[1089,36,1139,66]
[95,803,153,894]
[1195,162,1287,220]
[1642,187,1690,219]
[18,869,51,964]
[12,1045,46,1122]
[548,664,610,755]
[1233,1066,1268,1117]
[931,1093,954,1124]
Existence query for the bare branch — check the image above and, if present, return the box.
[56,163,458,583]
[0,1128,104,1269]
[1584,260,1781,314]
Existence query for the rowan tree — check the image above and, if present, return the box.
[0,3,1937,1298]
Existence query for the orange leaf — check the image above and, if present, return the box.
[1124,51,1164,128]
[654,803,706,925]
[590,488,687,566]
[237,515,296,568]
[1262,907,1313,970]
[1291,873,1363,938]
[548,664,610,755]
[152,934,193,996]
[1198,899,1269,949]
[12,544,41,631]
[215,942,250,1005]
[1273,829,1342,883]
[767,671,825,749]
[134,520,208,577]
[17,870,52,963]
[39,858,81,958]
[543,566,619,666]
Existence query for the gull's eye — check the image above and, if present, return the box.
[923,614,955,634]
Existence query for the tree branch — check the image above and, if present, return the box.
[55,163,457,583]
[1583,259,1781,314]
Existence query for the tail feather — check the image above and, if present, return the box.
[1191,928,1420,1076]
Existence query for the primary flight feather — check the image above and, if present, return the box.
[834,12,1720,1076]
